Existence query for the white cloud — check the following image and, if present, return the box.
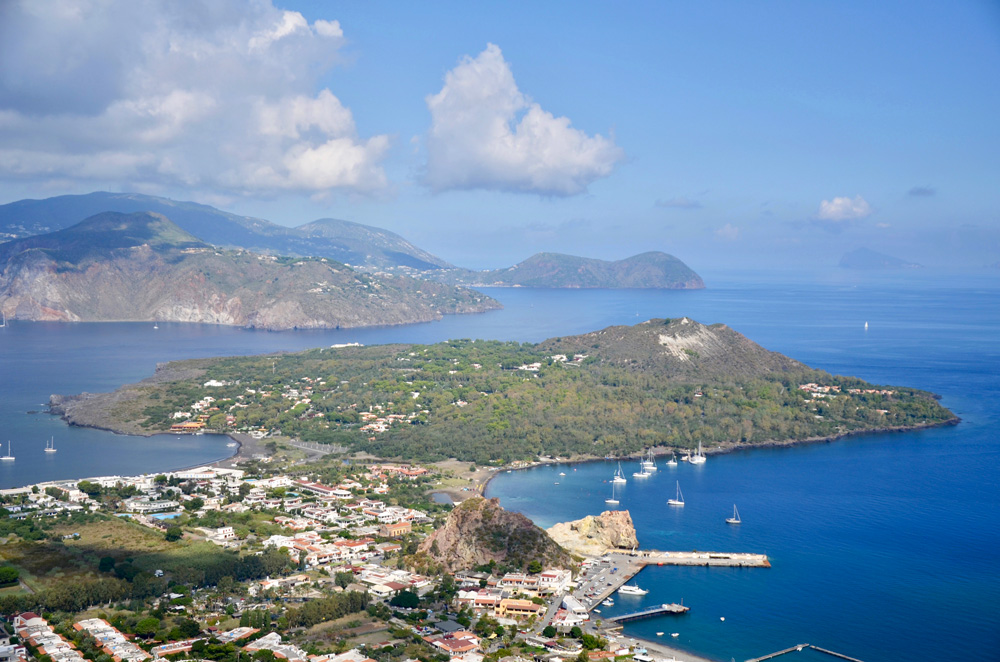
[714,223,739,241]
[0,1,387,195]
[423,44,624,196]
[817,195,872,221]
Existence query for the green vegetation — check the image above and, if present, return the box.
[125,319,955,464]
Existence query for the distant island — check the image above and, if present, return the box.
[839,247,923,270]
[0,191,453,271]
[0,211,498,330]
[51,317,956,463]
[432,251,705,289]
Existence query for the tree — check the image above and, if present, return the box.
[334,572,354,589]
[527,560,543,574]
[389,590,420,609]
[176,619,201,638]
[542,625,557,638]
[98,557,116,573]
[133,617,160,638]
[0,566,19,585]
[184,497,205,512]
[165,527,183,542]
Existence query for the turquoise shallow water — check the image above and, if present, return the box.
[1,268,998,660]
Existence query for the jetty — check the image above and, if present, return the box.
[745,644,865,662]
[576,549,770,612]
[604,603,689,624]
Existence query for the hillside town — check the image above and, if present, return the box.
[0,458,685,662]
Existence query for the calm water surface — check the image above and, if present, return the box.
[1,268,998,660]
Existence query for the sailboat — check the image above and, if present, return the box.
[667,481,684,506]
[605,481,620,505]
[633,460,650,478]
[0,311,6,327]
[0,441,14,461]
[726,504,741,525]
[44,437,57,453]
[666,453,678,466]
[612,462,627,484]
[642,449,657,471]
[690,440,706,465]
[864,321,869,331]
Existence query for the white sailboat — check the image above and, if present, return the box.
[0,441,14,461]
[642,449,657,471]
[726,504,741,525]
[667,481,684,506]
[690,440,706,465]
[0,311,6,327]
[633,460,650,478]
[605,481,619,505]
[44,437,57,453]
[666,453,678,466]
[612,462,627,484]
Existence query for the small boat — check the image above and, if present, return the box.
[642,448,657,471]
[668,481,684,506]
[593,609,601,614]
[44,437,57,453]
[605,481,620,505]
[671,633,679,638]
[554,482,560,485]
[633,461,650,478]
[656,632,664,637]
[726,504,741,525]
[559,472,566,476]
[602,598,614,606]
[0,441,14,462]
[690,440,706,465]
[618,584,649,596]
[612,462,627,484]
[666,453,677,466]
[153,323,159,329]
[226,442,238,447]
[865,321,869,330]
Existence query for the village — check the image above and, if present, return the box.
[0,455,689,662]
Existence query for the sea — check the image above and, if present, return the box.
[1,268,998,660]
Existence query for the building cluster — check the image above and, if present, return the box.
[799,383,895,398]
[73,619,150,662]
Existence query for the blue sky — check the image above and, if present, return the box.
[1,1,998,269]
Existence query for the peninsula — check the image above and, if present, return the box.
[50,317,956,463]
[0,211,498,330]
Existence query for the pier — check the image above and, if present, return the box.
[575,549,770,613]
[745,644,865,662]
[604,604,689,624]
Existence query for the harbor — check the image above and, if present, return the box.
[574,549,770,612]
[745,644,865,662]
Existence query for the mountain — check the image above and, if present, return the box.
[839,248,923,270]
[0,192,452,270]
[538,316,804,380]
[432,251,704,289]
[0,212,497,329]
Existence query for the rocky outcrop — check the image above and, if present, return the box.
[0,212,499,330]
[546,510,639,557]
[417,497,571,572]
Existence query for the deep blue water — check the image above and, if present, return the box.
[1,268,998,660]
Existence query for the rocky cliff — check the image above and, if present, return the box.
[0,212,498,330]
[546,510,639,557]
[416,497,571,572]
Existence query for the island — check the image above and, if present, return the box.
[0,211,498,330]
[430,251,705,289]
[49,317,956,463]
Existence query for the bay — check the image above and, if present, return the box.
[1,268,998,660]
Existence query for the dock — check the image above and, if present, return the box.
[604,603,689,624]
[576,549,770,614]
[745,644,865,662]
